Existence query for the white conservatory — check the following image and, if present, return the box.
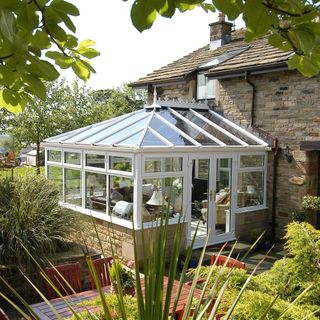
[44,100,269,249]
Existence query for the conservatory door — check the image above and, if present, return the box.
[190,156,235,248]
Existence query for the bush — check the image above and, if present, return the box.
[221,289,318,320]
[251,222,320,307]
[0,175,75,272]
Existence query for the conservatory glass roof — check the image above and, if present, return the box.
[44,101,268,149]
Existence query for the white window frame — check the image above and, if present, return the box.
[108,152,134,177]
[197,73,216,100]
[84,150,107,172]
[235,152,268,213]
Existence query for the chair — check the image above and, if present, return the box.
[89,257,112,289]
[210,254,246,269]
[45,262,82,299]
[0,309,10,320]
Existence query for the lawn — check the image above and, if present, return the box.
[0,166,44,178]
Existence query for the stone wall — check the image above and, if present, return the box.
[217,70,320,237]
[71,213,187,265]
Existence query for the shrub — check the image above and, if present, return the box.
[251,222,320,307]
[221,289,318,320]
[0,175,75,272]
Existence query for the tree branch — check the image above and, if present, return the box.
[263,0,313,17]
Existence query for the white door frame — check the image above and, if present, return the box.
[188,153,236,248]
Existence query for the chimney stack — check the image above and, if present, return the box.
[209,13,233,49]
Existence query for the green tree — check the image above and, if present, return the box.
[0,0,99,112]
[130,0,320,77]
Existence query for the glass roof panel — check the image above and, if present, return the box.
[149,115,194,146]
[116,130,143,146]
[199,111,260,145]
[95,116,149,145]
[176,110,241,145]
[159,110,219,145]
[199,47,248,69]
[141,129,168,146]
[79,112,148,144]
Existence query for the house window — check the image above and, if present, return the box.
[109,156,132,172]
[65,152,81,165]
[197,73,216,100]
[47,150,61,162]
[109,176,134,220]
[237,155,266,209]
[64,168,82,206]
[144,157,182,173]
[142,177,183,223]
[85,172,106,213]
[85,154,105,168]
[47,166,63,200]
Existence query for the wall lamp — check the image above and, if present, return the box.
[283,144,293,163]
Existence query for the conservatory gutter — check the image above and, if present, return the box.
[43,142,270,153]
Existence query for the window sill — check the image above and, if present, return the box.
[235,205,268,214]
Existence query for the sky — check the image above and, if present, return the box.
[67,1,244,90]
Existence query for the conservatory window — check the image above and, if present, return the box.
[109,176,134,220]
[47,150,61,162]
[85,154,105,168]
[237,155,265,208]
[65,152,81,165]
[64,168,82,206]
[145,157,183,173]
[85,172,106,213]
[142,177,183,223]
[109,156,132,172]
[47,166,63,200]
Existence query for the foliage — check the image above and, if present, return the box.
[0,174,75,271]
[67,294,139,320]
[0,166,44,178]
[0,0,99,112]
[130,0,320,77]
[220,289,318,320]
[302,195,320,211]
[251,222,320,307]
[187,265,248,291]
[109,260,135,290]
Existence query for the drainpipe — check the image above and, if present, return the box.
[244,72,256,126]
[271,138,279,244]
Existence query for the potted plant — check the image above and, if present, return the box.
[109,260,135,295]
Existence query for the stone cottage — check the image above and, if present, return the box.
[130,14,320,242]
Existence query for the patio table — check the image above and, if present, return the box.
[29,278,202,319]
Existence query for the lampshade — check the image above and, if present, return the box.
[146,190,163,206]
[246,185,255,194]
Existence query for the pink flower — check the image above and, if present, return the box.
[127,260,135,269]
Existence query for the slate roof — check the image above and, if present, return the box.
[130,29,291,87]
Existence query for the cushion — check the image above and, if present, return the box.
[110,189,123,203]
[215,190,229,204]
[112,201,133,218]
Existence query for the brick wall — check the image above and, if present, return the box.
[71,213,187,265]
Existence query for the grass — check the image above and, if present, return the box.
[0,166,44,178]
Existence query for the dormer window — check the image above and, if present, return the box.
[197,73,216,100]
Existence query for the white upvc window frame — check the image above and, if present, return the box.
[235,151,268,213]
[141,153,187,228]
[197,73,216,100]
[64,149,82,167]
[84,150,107,172]
[108,152,134,177]
[46,147,63,164]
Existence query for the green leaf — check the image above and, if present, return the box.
[78,39,96,49]
[46,51,74,69]
[201,3,215,13]
[17,3,39,31]
[155,0,175,17]
[51,0,80,16]
[21,74,46,100]
[47,23,67,42]
[268,34,292,51]
[0,65,19,87]
[0,9,16,42]
[77,47,100,59]
[26,56,60,81]
[64,34,78,48]
[30,30,51,49]
[0,89,26,113]
[212,0,242,21]
[131,0,157,32]
[71,59,90,80]
[0,0,20,10]
[287,54,319,77]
